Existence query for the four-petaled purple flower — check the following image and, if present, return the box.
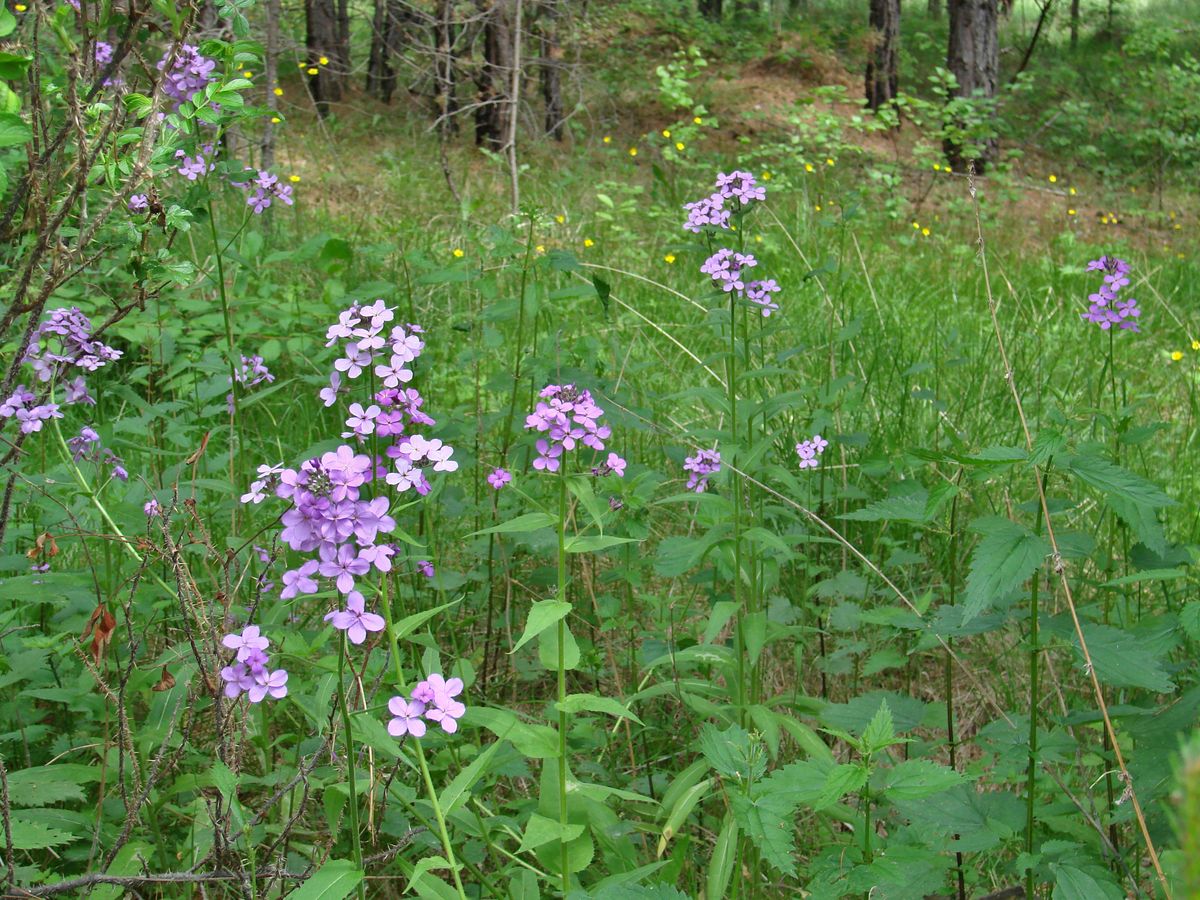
[1082,256,1141,332]
[387,697,428,738]
[487,467,512,490]
[796,434,829,470]
[324,591,386,644]
[683,448,721,493]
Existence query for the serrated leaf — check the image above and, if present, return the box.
[963,517,1049,623]
[6,764,98,807]
[816,764,868,809]
[518,813,584,853]
[697,723,765,783]
[1065,454,1174,508]
[861,699,896,752]
[1,818,76,850]
[839,492,929,523]
[881,759,967,801]
[1047,618,1176,693]
[1051,862,1124,900]
[731,790,798,877]
[1106,495,1168,558]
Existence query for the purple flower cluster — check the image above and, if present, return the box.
[67,426,128,481]
[682,170,765,233]
[487,467,512,490]
[220,625,289,703]
[1082,256,1141,332]
[701,249,757,293]
[525,384,620,474]
[158,44,216,107]
[795,434,829,470]
[234,170,295,215]
[234,355,274,388]
[387,673,466,738]
[2,389,61,434]
[683,448,721,493]
[323,301,455,495]
[745,279,781,318]
[23,307,122,383]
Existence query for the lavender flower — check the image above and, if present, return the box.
[487,467,512,490]
[744,279,781,317]
[144,499,161,518]
[796,434,829,470]
[417,560,435,578]
[128,194,149,213]
[683,448,721,493]
[247,668,288,702]
[324,591,386,644]
[681,171,766,232]
[22,307,122,383]
[157,44,216,107]
[387,697,427,738]
[591,452,626,478]
[422,673,466,734]
[222,625,270,662]
[701,249,758,294]
[524,384,613,473]
[1082,256,1141,332]
[220,623,287,702]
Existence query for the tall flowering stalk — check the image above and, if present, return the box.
[525,384,625,893]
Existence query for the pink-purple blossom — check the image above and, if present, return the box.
[324,591,386,644]
[487,467,512,490]
[683,448,721,493]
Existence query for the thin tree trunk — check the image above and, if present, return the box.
[306,0,342,116]
[944,0,999,172]
[539,0,563,140]
[434,0,459,131]
[337,0,351,79]
[261,0,280,166]
[366,0,401,101]
[865,0,900,110]
[475,0,513,149]
[1069,0,1079,47]
[1011,0,1053,82]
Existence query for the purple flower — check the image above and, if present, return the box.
[417,560,435,578]
[318,543,371,594]
[128,194,149,213]
[387,696,427,738]
[158,44,216,107]
[0,386,34,417]
[144,499,161,517]
[487,467,512,490]
[280,560,320,600]
[233,355,274,388]
[222,624,270,662]
[1082,256,1141,333]
[320,372,344,407]
[683,193,730,233]
[701,249,757,294]
[247,668,288,702]
[795,434,828,470]
[16,404,62,434]
[592,452,626,478]
[68,426,101,460]
[344,402,380,438]
[324,590,386,644]
[422,673,466,734]
[525,384,614,474]
[715,170,766,205]
[175,150,212,181]
[221,663,255,698]
[683,448,721,493]
[744,279,781,317]
[64,376,94,405]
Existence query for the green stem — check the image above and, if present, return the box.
[1026,464,1049,900]
[415,741,469,900]
[336,638,366,900]
[205,197,240,534]
[556,466,570,896]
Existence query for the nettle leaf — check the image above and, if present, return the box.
[880,759,967,802]
[1065,453,1175,508]
[6,764,99,807]
[731,790,799,877]
[1106,495,1168,558]
[820,691,930,736]
[891,784,1024,852]
[963,517,1050,623]
[1045,616,1176,694]
[1051,862,1124,900]
[1,818,76,850]
[697,723,765,783]
[816,764,868,809]
[839,491,930,523]
[861,699,897,753]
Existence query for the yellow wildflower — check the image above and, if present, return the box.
[664,254,676,264]
[452,248,464,258]
[584,238,595,248]
[288,174,300,183]
[1171,351,1183,361]
[662,129,671,138]
[306,67,319,75]
[675,142,685,151]
[1048,174,1057,183]
[319,56,329,65]
[628,147,638,157]
[603,135,612,144]
[273,87,284,97]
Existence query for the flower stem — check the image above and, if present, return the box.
[415,740,469,900]
[556,465,570,896]
[1025,464,1049,900]
[336,637,366,900]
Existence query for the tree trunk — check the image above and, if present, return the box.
[539,0,563,140]
[475,0,513,149]
[699,0,723,20]
[262,0,281,166]
[944,0,999,172]
[434,0,459,131]
[367,0,400,101]
[1069,0,1079,47]
[306,0,342,116]
[865,0,899,110]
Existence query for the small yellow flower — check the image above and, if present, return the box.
[933,163,941,171]
[1069,187,1077,195]
[555,214,565,224]
[675,142,685,151]
[1048,174,1057,183]
[288,174,300,183]
[452,248,464,258]
[14,3,26,10]
[1179,253,1187,259]
[270,116,281,124]
[273,87,284,96]
[693,116,702,125]
[628,147,638,157]
[319,56,329,65]
[664,253,676,264]
[536,245,546,254]
[306,67,319,75]
[584,238,595,248]
[825,157,835,166]
[1068,209,1076,216]
[912,221,920,230]
[662,129,671,138]
[921,227,931,237]
[754,235,763,243]
[1170,211,1177,219]
[603,135,612,144]
[1100,216,1110,224]
[1171,351,1183,361]
[804,163,814,173]
[298,62,306,68]
[761,171,771,180]
[1174,223,1182,230]
[243,70,253,78]
[814,204,822,212]
[1192,340,1200,351]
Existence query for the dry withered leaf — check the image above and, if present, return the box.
[80,604,117,667]
[185,430,211,465]
[152,666,176,692]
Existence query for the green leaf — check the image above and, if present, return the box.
[287,859,364,900]
[1065,454,1175,508]
[0,112,31,148]
[1048,618,1176,693]
[0,8,14,38]
[1106,495,1168,558]
[6,764,98,807]
[564,534,639,553]
[657,777,711,856]
[518,813,584,853]
[471,512,556,536]
[392,597,463,642]
[963,517,1050,623]
[556,692,643,724]
[468,707,558,758]
[861,699,896,753]
[816,764,868,809]
[1051,862,1124,900]
[881,759,967,802]
[538,618,580,671]
[705,814,738,900]
[891,784,1024,852]
[839,491,930,523]
[510,599,571,655]
[697,723,765,783]
[438,738,506,815]
[1,818,76,850]
[731,790,798,877]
